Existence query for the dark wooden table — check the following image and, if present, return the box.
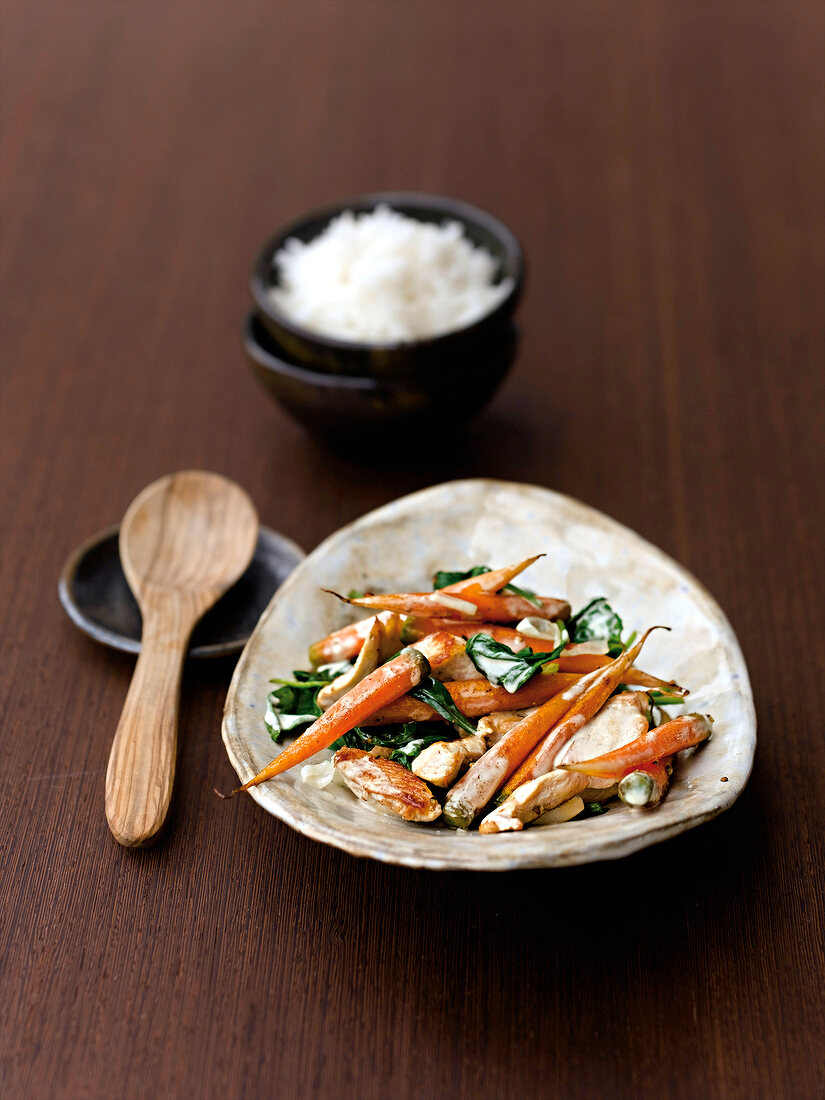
[2,3,823,1097]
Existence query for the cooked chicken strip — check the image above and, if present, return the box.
[479,771,588,833]
[333,747,441,822]
[412,734,487,787]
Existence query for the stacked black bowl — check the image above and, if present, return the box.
[245,192,524,444]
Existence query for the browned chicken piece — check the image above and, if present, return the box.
[333,747,441,822]
[433,649,478,682]
[411,734,487,787]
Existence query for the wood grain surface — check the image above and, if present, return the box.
[1,2,823,1098]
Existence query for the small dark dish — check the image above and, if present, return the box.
[244,313,518,443]
[59,525,304,659]
[251,191,524,377]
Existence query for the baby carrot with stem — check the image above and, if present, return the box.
[334,590,571,623]
[559,713,713,780]
[219,632,464,796]
[307,614,683,698]
[307,557,545,665]
[443,627,666,828]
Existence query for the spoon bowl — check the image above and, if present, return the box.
[105,471,258,847]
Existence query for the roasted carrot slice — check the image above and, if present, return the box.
[363,671,583,725]
[221,632,465,795]
[442,628,664,828]
[559,713,712,780]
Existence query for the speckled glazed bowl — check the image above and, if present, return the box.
[222,480,756,871]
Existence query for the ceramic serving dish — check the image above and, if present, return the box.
[222,480,756,870]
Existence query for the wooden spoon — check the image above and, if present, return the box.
[105,471,258,847]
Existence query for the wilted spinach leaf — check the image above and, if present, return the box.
[265,666,343,742]
[568,597,626,656]
[409,676,477,735]
[465,633,564,693]
[331,722,449,769]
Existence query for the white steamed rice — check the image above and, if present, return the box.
[269,204,513,344]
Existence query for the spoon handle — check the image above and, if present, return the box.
[105,595,197,846]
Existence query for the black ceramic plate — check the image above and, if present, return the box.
[59,525,304,658]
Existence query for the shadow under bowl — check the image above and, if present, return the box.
[59,524,305,659]
[244,313,518,443]
[250,191,524,377]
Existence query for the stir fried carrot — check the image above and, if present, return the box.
[308,557,545,665]
[493,628,665,807]
[337,590,570,623]
[559,713,712,780]
[309,610,687,696]
[221,633,465,795]
[363,671,583,726]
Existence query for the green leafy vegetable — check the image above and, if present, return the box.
[264,666,344,742]
[409,676,477,735]
[584,802,609,816]
[331,722,449,769]
[568,597,626,656]
[465,634,564,693]
[432,565,540,606]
